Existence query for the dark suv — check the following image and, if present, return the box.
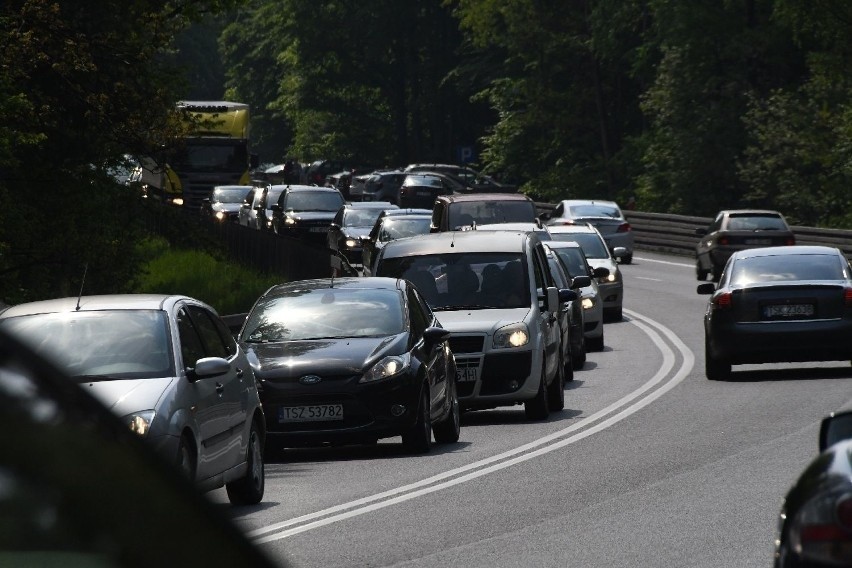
[270,185,345,241]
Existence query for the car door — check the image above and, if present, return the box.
[531,244,560,382]
[407,287,447,420]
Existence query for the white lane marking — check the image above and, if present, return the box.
[632,255,692,268]
[251,309,694,543]
[636,277,662,282]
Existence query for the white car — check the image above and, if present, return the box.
[544,199,634,264]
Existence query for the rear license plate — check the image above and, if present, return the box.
[456,367,478,383]
[279,404,344,422]
[745,238,771,245]
[309,227,327,233]
[763,304,814,318]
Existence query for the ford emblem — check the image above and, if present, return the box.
[299,375,322,385]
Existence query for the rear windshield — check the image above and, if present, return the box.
[568,204,621,218]
[548,232,609,259]
[730,254,845,285]
[447,201,536,229]
[379,218,431,242]
[343,208,386,227]
[377,252,530,310]
[284,191,344,212]
[725,214,788,231]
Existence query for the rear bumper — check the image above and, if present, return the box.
[708,319,852,364]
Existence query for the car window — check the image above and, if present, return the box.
[344,208,385,227]
[447,200,536,229]
[406,287,429,340]
[549,232,609,258]
[725,214,788,231]
[187,305,230,359]
[567,204,622,218]
[177,308,206,369]
[283,191,344,212]
[379,218,430,242]
[730,254,845,285]
[552,247,589,278]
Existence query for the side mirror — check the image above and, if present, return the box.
[819,410,852,452]
[696,283,715,295]
[423,326,451,347]
[539,211,551,221]
[270,204,281,213]
[329,222,340,230]
[571,275,592,289]
[592,267,610,279]
[359,235,371,243]
[187,357,230,383]
[558,288,578,303]
[612,246,628,259]
[546,286,559,313]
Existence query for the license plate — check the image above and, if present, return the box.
[309,227,327,233]
[745,238,771,245]
[279,404,344,422]
[456,367,478,383]
[763,304,814,318]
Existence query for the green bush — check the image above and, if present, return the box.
[133,239,281,316]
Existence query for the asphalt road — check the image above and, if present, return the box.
[210,250,852,568]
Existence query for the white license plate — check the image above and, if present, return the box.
[763,304,814,318]
[279,404,344,422]
[745,238,771,245]
[309,227,327,233]
[456,367,478,383]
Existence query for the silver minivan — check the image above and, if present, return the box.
[374,230,571,419]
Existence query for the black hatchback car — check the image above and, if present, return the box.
[238,277,461,454]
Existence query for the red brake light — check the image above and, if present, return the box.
[786,236,796,245]
[845,288,852,307]
[718,236,729,246]
[801,524,850,543]
[617,222,631,233]
[713,292,732,309]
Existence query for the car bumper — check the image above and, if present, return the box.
[596,281,623,311]
[447,339,542,409]
[708,318,852,364]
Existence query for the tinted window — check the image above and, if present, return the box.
[406,288,429,339]
[730,254,845,284]
[344,208,386,227]
[187,305,230,359]
[549,232,609,258]
[725,214,788,231]
[379,218,431,242]
[212,187,251,203]
[284,191,344,212]
[447,200,536,229]
[567,204,622,218]
[177,309,206,368]
[552,248,589,278]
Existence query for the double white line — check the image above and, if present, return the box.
[250,309,694,544]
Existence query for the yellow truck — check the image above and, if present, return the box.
[139,101,258,210]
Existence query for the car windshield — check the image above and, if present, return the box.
[377,252,530,310]
[730,254,844,285]
[285,192,344,212]
[343,208,386,227]
[213,187,251,203]
[241,288,405,341]
[404,175,443,188]
[567,204,621,218]
[726,214,788,231]
[551,247,589,278]
[447,201,536,229]
[378,218,431,242]
[0,310,174,379]
[549,232,609,258]
[266,188,285,208]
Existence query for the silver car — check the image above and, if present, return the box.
[544,199,634,264]
[549,223,625,322]
[545,241,605,351]
[0,294,266,505]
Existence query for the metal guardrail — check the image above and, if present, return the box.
[535,204,852,260]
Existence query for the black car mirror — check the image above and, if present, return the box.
[558,288,578,303]
[612,246,628,259]
[423,326,451,347]
[819,410,852,452]
[571,275,592,289]
[696,283,716,295]
[539,211,551,221]
[592,267,610,279]
[270,204,281,213]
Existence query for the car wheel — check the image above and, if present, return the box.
[547,356,565,411]
[562,345,575,382]
[572,335,586,370]
[432,381,460,444]
[176,433,196,482]
[402,388,431,454]
[525,362,550,420]
[587,329,605,352]
[621,254,633,265]
[604,307,623,322]
[226,419,265,505]
[705,337,731,380]
[696,260,709,281]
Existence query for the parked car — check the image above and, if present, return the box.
[398,173,455,209]
[270,185,346,241]
[544,246,591,370]
[239,185,264,229]
[695,209,796,281]
[0,327,280,567]
[361,209,434,276]
[0,294,267,505]
[200,185,253,223]
[697,245,852,380]
[362,170,408,204]
[374,230,572,419]
[430,193,539,232]
[238,277,460,454]
[545,241,606,352]
[543,199,634,264]
[774,409,852,568]
[404,163,516,193]
[328,202,398,275]
[549,223,625,321]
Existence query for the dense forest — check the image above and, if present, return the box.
[2,0,851,303]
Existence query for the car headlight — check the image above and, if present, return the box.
[214,211,226,221]
[345,238,358,248]
[124,410,156,437]
[285,216,296,225]
[582,297,596,310]
[360,353,411,383]
[493,323,529,349]
[599,269,619,283]
[788,489,852,565]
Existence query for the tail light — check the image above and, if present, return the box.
[793,492,852,565]
[718,236,729,246]
[844,288,852,306]
[616,222,631,233]
[713,292,732,309]
[786,236,796,245]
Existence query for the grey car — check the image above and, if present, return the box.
[0,294,266,505]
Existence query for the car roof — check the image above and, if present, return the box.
[263,277,405,298]
[380,230,534,258]
[213,185,253,191]
[271,184,340,192]
[0,294,189,318]
[436,193,533,203]
[343,202,397,209]
[546,223,599,234]
[559,199,620,207]
[382,208,432,216]
[544,241,584,250]
[732,245,841,260]
[719,209,785,216]
[382,214,432,221]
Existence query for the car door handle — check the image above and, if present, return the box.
[215,382,224,394]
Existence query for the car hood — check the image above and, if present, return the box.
[434,308,531,334]
[343,227,372,240]
[244,334,407,380]
[80,377,175,417]
[212,203,241,214]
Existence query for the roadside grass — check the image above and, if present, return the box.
[133,238,281,316]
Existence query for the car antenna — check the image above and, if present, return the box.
[76,263,88,311]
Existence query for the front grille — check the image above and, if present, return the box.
[449,335,485,354]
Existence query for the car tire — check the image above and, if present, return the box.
[696,260,709,281]
[587,329,604,352]
[705,337,731,380]
[525,362,550,420]
[547,356,566,411]
[562,345,575,382]
[226,419,265,505]
[176,433,196,482]
[432,381,460,444]
[572,335,586,370]
[621,254,633,265]
[402,388,432,454]
[605,307,623,322]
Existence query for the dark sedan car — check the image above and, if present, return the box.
[698,245,852,380]
[200,185,253,223]
[270,185,345,241]
[398,173,455,209]
[774,409,852,568]
[328,202,398,275]
[695,209,796,281]
[238,277,461,454]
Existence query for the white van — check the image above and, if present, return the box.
[374,230,574,419]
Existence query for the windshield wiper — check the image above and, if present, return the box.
[434,304,494,311]
[71,375,127,383]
